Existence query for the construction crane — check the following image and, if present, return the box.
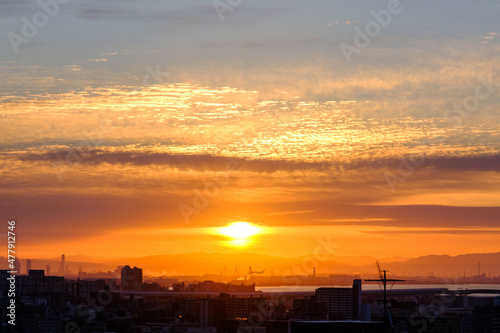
[365,261,405,332]
[245,266,265,280]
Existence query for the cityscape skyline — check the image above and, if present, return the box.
[4,250,500,280]
[2,264,500,332]
[1,1,500,331]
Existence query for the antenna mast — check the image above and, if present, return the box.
[365,261,405,332]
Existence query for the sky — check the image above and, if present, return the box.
[1,0,500,262]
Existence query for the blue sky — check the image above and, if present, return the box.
[2,0,499,90]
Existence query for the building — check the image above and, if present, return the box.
[293,296,327,320]
[216,319,267,333]
[13,270,65,295]
[227,295,265,319]
[14,258,21,275]
[187,328,217,333]
[315,279,362,320]
[262,320,289,333]
[65,279,107,299]
[0,270,12,295]
[26,259,32,274]
[473,305,500,333]
[121,265,142,290]
[58,254,65,275]
[200,297,227,327]
[180,297,201,323]
[353,279,362,320]
[291,321,384,333]
[81,320,106,333]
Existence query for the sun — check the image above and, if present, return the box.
[220,222,261,239]
[216,222,264,248]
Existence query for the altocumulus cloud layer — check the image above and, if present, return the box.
[1,0,500,257]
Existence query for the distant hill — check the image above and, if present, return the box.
[2,252,499,278]
[104,252,356,276]
[102,251,500,278]
[379,252,500,278]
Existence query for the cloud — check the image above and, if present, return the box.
[16,150,333,173]
[13,150,500,175]
[303,204,500,229]
[267,210,315,216]
[0,0,34,17]
[361,229,500,235]
[363,154,500,173]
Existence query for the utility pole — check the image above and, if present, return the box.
[365,262,405,332]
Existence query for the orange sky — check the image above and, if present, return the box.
[1,0,500,263]
[1,82,500,261]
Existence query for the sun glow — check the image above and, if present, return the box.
[217,222,264,248]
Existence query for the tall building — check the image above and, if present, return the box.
[121,265,142,290]
[13,258,21,275]
[180,298,201,323]
[292,321,384,333]
[473,305,500,333]
[200,297,227,327]
[293,296,328,320]
[26,259,32,274]
[353,279,362,320]
[46,264,51,276]
[16,270,64,295]
[227,296,265,319]
[315,279,362,320]
[58,254,65,275]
